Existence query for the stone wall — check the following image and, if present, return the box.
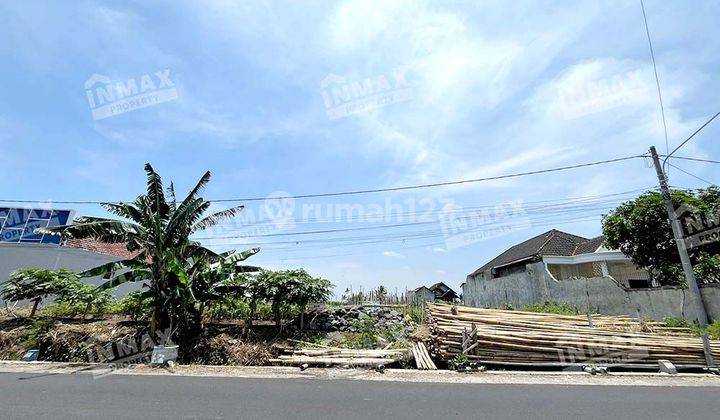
[463,261,720,322]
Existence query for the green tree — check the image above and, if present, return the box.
[602,187,720,285]
[39,164,248,348]
[254,269,332,328]
[376,285,388,304]
[0,269,77,317]
[53,276,113,318]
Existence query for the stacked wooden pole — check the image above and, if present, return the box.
[270,347,406,368]
[411,342,437,370]
[426,303,720,369]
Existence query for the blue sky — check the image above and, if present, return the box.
[1,0,719,296]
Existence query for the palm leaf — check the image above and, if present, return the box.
[97,269,151,291]
[225,247,260,263]
[191,205,245,233]
[144,163,169,218]
[101,202,146,225]
[167,182,177,211]
[182,171,212,206]
[78,259,147,279]
[37,218,140,243]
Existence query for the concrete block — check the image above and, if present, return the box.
[21,349,39,362]
[151,345,178,366]
[658,360,677,375]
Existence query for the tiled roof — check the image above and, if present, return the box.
[429,282,451,293]
[573,235,605,255]
[63,238,141,260]
[468,230,606,277]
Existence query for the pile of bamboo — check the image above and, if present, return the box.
[270,347,407,368]
[411,342,437,370]
[426,303,720,369]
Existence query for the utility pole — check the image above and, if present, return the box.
[649,146,715,368]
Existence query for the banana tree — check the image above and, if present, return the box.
[182,247,262,331]
[39,163,246,342]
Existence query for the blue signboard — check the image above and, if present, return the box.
[0,208,73,244]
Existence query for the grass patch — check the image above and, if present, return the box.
[518,302,580,316]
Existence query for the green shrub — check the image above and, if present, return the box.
[401,305,423,323]
[19,317,57,350]
[206,299,251,321]
[1,269,77,317]
[254,302,276,320]
[708,321,720,340]
[40,303,88,318]
[662,317,691,328]
[340,318,380,349]
[520,302,579,316]
[111,291,152,321]
[53,279,113,316]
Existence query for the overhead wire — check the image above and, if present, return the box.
[0,154,647,205]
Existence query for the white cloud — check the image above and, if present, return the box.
[382,250,404,258]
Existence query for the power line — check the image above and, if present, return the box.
[259,216,608,260]
[663,110,720,166]
[206,187,653,228]
[0,154,646,205]
[198,199,626,245]
[640,0,670,156]
[666,162,716,186]
[194,193,641,240]
[667,156,720,165]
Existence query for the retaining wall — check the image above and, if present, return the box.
[463,262,720,322]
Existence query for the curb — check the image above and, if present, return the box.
[2,360,720,386]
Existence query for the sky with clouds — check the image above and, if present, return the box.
[1,0,719,296]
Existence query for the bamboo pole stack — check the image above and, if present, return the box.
[270,347,406,368]
[411,342,437,370]
[426,303,720,369]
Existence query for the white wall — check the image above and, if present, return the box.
[463,261,720,322]
[0,243,142,303]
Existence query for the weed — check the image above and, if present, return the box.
[520,302,579,316]
[662,317,691,328]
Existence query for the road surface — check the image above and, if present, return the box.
[1,372,718,419]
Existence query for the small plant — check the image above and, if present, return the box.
[520,302,579,316]
[449,353,469,370]
[708,321,720,340]
[0,269,77,318]
[401,305,424,324]
[53,278,113,317]
[662,317,691,328]
[113,291,153,321]
[342,318,380,349]
[19,317,57,351]
[206,298,251,321]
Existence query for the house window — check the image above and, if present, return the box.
[546,263,599,280]
[628,279,651,289]
[493,263,526,278]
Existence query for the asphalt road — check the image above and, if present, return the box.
[1,372,718,419]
